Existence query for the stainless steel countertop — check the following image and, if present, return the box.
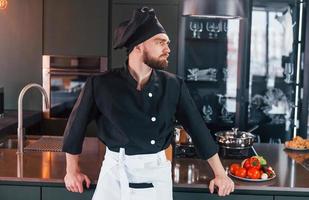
[173,144,309,194]
[0,139,308,195]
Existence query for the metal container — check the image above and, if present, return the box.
[174,127,197,158]
[215,128,256,149]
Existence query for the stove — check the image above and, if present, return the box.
[219,146,255,159]
[173,144,256,159]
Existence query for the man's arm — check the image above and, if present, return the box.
[175,79,234,196]
[207,153,234,196]
[64,153,91,193]
[62,77,98,193]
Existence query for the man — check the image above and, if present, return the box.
[63,7,234,200]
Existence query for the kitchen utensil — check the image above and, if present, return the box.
[215,127,256,149]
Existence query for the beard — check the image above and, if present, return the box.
[143,51,169,70]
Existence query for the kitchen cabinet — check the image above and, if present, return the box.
[113,0,179,4]
[177,0,308,140]
[173,192,273,200]
[43,0,109,56]
[42,187,94,200]
[1,184,308,200]
[42,55,106,119]
[0,185,40,200]
[246,1,307,142]
[110,2,179,73]
[0,144,308,199]
[275,197,309,200]
[177,13,248,132]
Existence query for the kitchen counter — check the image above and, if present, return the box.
[0,140,309,198]
[0,138,104,185]
[173,144,309,196]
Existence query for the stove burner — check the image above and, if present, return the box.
[219,146,254,159]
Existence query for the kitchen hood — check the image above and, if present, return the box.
[181,0,249,18]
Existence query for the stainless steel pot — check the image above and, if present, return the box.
[214,127,256,149]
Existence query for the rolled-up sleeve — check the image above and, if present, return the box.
[175,79,218,159]
[62,76,98,154]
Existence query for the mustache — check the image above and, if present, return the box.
[160,54,169,58]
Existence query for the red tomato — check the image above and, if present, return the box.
[230,163,240,175]
[243,159,251,169]
[247,168,261,179]
[235,167,247,178]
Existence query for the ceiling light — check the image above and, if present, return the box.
[0,0,8,10]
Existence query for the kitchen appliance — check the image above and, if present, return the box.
[218,147,254,158]
[173,127,197,158]
[177,0,252,135]
[182,0,248,18]
[0,87,4,118]
[42,55,107,118]
[215,128,256,149]
[215,127,258,158]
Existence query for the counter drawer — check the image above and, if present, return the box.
[0,185,40,200]
[42,187,94,200]
[173,192,273,200]
[275,196,309,200]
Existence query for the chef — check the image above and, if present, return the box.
[62,7,234,200]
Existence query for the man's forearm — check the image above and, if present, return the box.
[207,153,226,176]
[66,153,81,173]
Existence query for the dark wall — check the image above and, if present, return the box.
[0,0,109,110]
[43,0,108,56]
[0,0,43,110]
[0,0,179,111]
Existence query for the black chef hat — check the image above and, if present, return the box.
[113,7,166,53]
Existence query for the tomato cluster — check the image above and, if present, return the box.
[229,156,275,180]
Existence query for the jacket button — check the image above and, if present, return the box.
[151,117,156,122]
[148,92,153,97]
[150,140,156,145]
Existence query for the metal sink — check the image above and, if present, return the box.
[0,135,63,152]
[24,136,63,152]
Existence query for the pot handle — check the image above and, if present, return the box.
[231,128,238,135]
[251,146,259,156]
[247,125,259,133]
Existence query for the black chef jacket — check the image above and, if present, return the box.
[62,63,218,159]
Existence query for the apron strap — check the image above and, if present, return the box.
[119,148,130,200]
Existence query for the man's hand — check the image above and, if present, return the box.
[209,174,234,196]
[64,153,90,193]
[64,171,91,193]
[207,153,235,196]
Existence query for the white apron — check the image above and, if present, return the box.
[92,147,173,200]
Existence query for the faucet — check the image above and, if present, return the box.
[17,83,49,154]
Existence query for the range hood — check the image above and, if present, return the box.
[181,0,249,18]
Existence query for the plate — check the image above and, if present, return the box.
[284,146,309,151]
[228,171,276,182]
